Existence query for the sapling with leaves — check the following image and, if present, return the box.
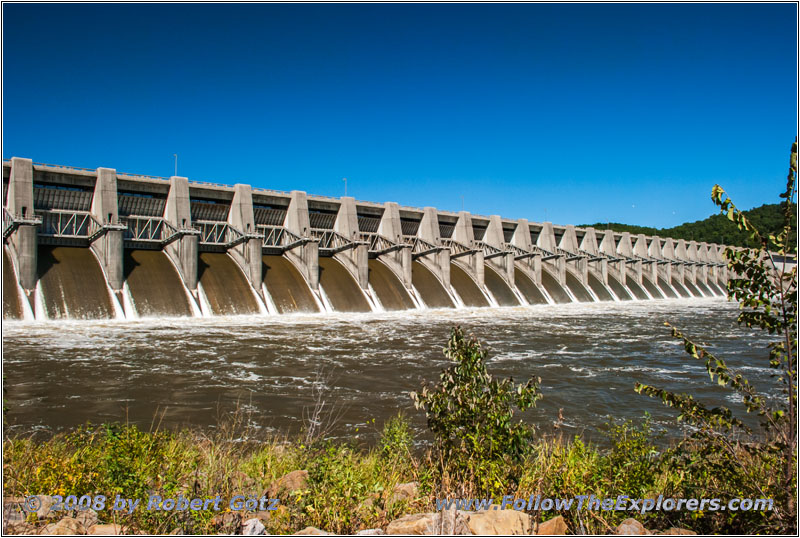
[635,140,797,531]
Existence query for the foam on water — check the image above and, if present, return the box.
[6,294,768,447]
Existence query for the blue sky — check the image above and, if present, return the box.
[2,3,797,227]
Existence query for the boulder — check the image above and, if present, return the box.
[45,517,86,535]
[268,470,310,498]
[386,513,435,535]
[27,495,55,519]
[294,527,333,535]
[388,482,418,504]
[74,509,99,529]
[243,517,266,535]
[430,509,471,535]
[657,529,696,535]
[89,523,126,535]
[211,512,242,533]
[616,518,650,535]
[356,530,385,535]
[466,509,532,535]
[534,515,568,535]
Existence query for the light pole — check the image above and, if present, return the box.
[343,177,347,197]
[173,154,178,176]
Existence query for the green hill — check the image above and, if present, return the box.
[581,203,797,252]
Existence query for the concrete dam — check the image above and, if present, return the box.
[2,158,730,320]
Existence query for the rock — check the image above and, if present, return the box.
[430,509,471,535]
[268,470,309,498]
[533,515,568,535]
[243,518,267,535]
[388,482,418,504]
[466,509,532,535]
[211,512,242,533]
[616,518,650,535]
[294,527,333,535]
[252,510,273,523]
[25,495,55,519]
[356,530,385,535]
[386,513,436,535]
[657,529,696,535]
[47,517,87,535]
[89,523,126,535]
[168,529,183,535]
[74,509,99,529]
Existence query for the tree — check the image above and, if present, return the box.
[635,140,797,532]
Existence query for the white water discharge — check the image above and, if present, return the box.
[409,284,428,310]
[195,283,214,317]
[584,282,601,303]
[563,284,579,303]
[251,285,270,315]
[638,280,655,300]
[160,252,202,316]
[366,283,385,313]
[481,285,500,307]
[121,281,139,320]
[665,280,682,298]
[448,285,466,308]
[17,285,35,321]
[317,284,335,313]
[261,283,279,315]
[536,282,555,305]
[33,280,47,320]
[511,285,529,306]
[597,278,621,302]
[309,287,329,313]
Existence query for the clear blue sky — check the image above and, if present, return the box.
[2,3,797,227]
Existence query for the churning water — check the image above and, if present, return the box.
[2,298,780,446]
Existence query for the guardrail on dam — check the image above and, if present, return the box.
[2,157,732,320]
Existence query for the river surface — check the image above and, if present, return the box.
[2,298,781,446]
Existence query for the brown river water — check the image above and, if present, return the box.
[2,298,779,446]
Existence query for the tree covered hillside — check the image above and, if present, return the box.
[582,203,797,252]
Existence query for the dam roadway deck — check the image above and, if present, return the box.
[3,158,737,320]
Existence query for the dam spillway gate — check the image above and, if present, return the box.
[3,158,732,320]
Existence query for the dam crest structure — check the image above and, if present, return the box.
[2,158,731,320]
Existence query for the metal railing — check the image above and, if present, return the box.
[37,209,125,242]
[3,207,42,240]
[442,238,478,260]
[402,236,447,259]
[359,232,406,256]
[311,229,366,255]
[122,215,198,246]
[194,220,262,248]
[257,225,312,253]
[475,240,506,260]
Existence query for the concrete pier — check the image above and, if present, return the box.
[283,191,319,290]
[227,184,263,294]
[90,167,124,290]
[511,218,542,287]
[416,207,451,289]
[376,202,412,287]
[333,197,369,289]
[452,211,485,287]
[6,158,37,291]
[163,176,199,290]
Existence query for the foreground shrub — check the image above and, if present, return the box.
[410,326,541,494]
